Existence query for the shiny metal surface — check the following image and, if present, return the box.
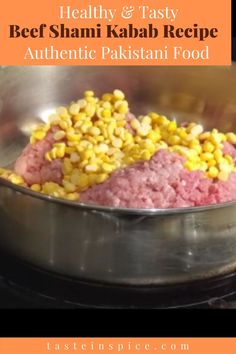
[1,65,236,285]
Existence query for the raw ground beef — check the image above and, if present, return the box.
[14,129,62,185]
[223,141,236,162]
[80,149,236,208]
[14,130,236,209]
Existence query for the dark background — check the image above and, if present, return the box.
[232,0,235,60]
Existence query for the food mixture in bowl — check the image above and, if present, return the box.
[1,89,236,209]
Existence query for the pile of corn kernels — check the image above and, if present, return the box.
[1,89,236,201]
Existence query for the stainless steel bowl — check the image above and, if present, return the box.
[1,65,236,286]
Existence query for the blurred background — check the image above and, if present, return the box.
[233,38,236,60]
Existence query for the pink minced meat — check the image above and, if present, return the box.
[80,149,236,208]
[223,141,236,162]
[14,125,236,208]
[14,129,62,185]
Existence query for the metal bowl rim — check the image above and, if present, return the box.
[1,176,235,216]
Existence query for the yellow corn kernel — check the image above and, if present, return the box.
[225,154,233,164]
[203,141,215,153]
[114,100,124,110]
[191,144,202,154]
[67,132,81,142]
[147,130,161,143]
[70,152,80,163]
[137,125,151,137]
[9,174,24,185]
[75,174,90,189]
[178,129,188,140]
[156,115,169,126]
[78,140,93,149]
[84,90,94,97]
[117,102,129,114]
[101,108,112,118]
[208,159,217,167]
[226,132,236,144]
[102,163,115,173]
[102,93,113,101]
[172,146,194,159]
[167,121,177,132]
[74,121,84,129]
[57,148,66,159]
[48,114,61,125]
[73,112,87,122]
[86,136,97,145]
[45,152,52,162]
[190,124,204,136]
[122,132,134,146]
[95,136,105,143]
[112,138,123,148]
[63,181,77,193]
[209,132,222,145]
[70,172,79,185]
[219,161,232,173]
[85,103,96,118]
[63,158,73,174]
[113,89,125,100]
[199,161,208,171]
[94,143,109,154]
[42,182,60,195]
[199,132,210,141]
[148,112,159,123]
[140,139,155,152]
[141,116,152,126]
[64,193,79,201]
[49,147,57,159]
[32,130,46,141]
[86,174,97,185]
[218,133,226,142]
[69,103,80,115]
[102,101,112,109]
[214,149,223,162]
[159,140,168,149]
[168,135,181,146]
[134,136,142,144]
[113,112,125,121]
[80,149,95,160]
[81,121,93,134]
[53,130,66,141]
[200,152,214,161]
[85,164,99,173]
[53,142,66,155]
[184,161,195,171]
[77,99,87,109]
[141,150,151,160]
[31,184,41,192]
[89,126,101,136]
[65,147,76,154]
[218,171,229,181]
[56,106,68,118]
[107,121,116,137]
[59,120,70,131]
[115,127,126,140]
[208,166,219,178]
[188,138,200,147]
[96,173,108,184]
[67,141,80,148]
